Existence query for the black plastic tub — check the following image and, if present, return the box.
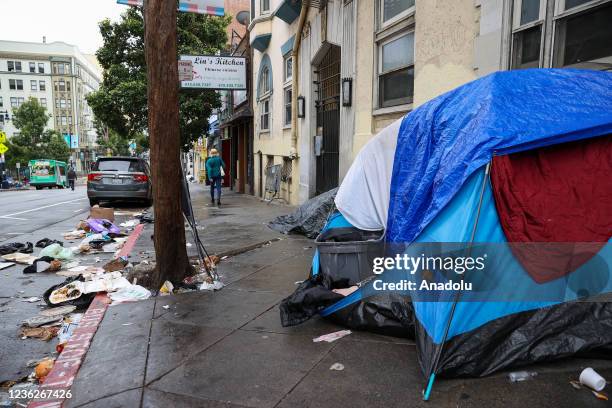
[315,227,385,286]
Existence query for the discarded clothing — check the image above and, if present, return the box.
[0,242,33,255]
[35,238,64,248]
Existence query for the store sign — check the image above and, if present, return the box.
[117,0,224,16]
[179,55,246,90]
[178,60,194,81]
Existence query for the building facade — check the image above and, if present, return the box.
[0,40,102,172]
[248,0,611,205]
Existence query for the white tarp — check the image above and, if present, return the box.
[335,118,402,231]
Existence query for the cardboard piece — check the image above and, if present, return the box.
[89,205,115,222]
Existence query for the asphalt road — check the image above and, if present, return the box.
[0,186,89,243]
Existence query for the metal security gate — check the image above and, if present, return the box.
[315,45,341,195]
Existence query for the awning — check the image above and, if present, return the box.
[251,34,272,52]
[280,35,295,56]
[276,0,301,24]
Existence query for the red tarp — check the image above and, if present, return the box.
[491,135,612,283]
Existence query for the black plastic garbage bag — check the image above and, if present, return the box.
[0,242,33,255]
[280,274,344,327]
[35,238,64,248]
[43,275,95,310]
[23,256,56,274]
[268,188,338,238]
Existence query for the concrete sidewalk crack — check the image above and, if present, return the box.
[139,295,157,408]
[272,342,340,408]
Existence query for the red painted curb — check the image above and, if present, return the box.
[28,223,147,408]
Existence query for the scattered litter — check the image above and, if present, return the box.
[579,367,606,392]
[39,243,74,261]
[159,280,174,296]
[103,256,128,272]
[313,330,352,343]
[119,219,140,228]
[80,271,131,293]
[22,315,64,328]
[64,260,80,269]
[2,252,37,265]
[330,363,345,371]
[23,257,61,274]
[56,314,83,353]
[199,280,224,291]
[221,256,228,260]
[20,326,59,341]
[39,305,76,317]
[122,323,133,326]
[108,284,151,304]
[186,243,192,247]
[35,238,63,248]
[89,205,115,222]
[63,230,86,240]
[332,286,359,297]
[86,218,121,235]
[34,358,54,381]
[0,262,15,270]
[569,380,582,390]
[592,390,609,401]
[95,257,101,263]
[162,305,170,310]
[294,280,304,285]
[0,242,33,256]
[21,297,41,303]
[508,371,538,382]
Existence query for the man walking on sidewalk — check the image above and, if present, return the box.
[206,148,225,206]
[67,166,77,191]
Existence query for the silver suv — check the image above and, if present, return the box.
[87,157,153,207]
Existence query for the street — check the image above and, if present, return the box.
[0,187,89,242]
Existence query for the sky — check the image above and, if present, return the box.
[1,0,127,54]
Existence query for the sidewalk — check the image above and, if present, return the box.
[64,185,611,408]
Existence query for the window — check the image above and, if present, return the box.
[68,116,73,125]
[261,0,270,13]
[260,99,270,131]
[29,62,36,73]
[284,87,292,126]
[67,99,72,108]
[55,80,66,92]
[284,56,293,82]
[7,61,22,72]
[378,31,415,107]
[61,116,67,126]
[39,81,46,91]
[553,2,612,68]
[510,0,612,70]
[10,97,18,108]
[66,81,71,91]
[31,80,38,91]
[259,66,270,95]
[38,63,44,74]
[511,0,544,69]
[60,99,67,109]
[0,96,3,107]
[18,97,24,106]
[381,0,415,25]
[9,79,23,90]
[40,98,47,108]
[56,64,65,75]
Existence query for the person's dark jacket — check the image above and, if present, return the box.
[67,168,77,181]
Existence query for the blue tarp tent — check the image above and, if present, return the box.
[280,69,612,397]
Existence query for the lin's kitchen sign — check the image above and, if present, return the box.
[179,55,247,90]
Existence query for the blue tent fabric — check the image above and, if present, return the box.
[387,69,612,243]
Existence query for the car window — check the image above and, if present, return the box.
[95,159,144,172]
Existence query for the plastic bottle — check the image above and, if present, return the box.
[508,371,538,382]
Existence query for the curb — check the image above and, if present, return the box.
[28,223,146,408]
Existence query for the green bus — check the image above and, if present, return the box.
[29,159,69,189]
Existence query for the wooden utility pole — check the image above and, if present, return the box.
[145,0,191,288]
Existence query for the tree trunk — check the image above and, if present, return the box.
[145,0,191,289]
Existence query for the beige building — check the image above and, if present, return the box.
[249,0,611,205]
[0,39,102,171]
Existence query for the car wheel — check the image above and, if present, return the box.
[143,198,153,207]
[89,198,98,206]
[35,186,42,190]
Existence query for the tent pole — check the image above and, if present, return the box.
[423,162,491,401]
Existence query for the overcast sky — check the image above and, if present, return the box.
[1,0,127,54]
